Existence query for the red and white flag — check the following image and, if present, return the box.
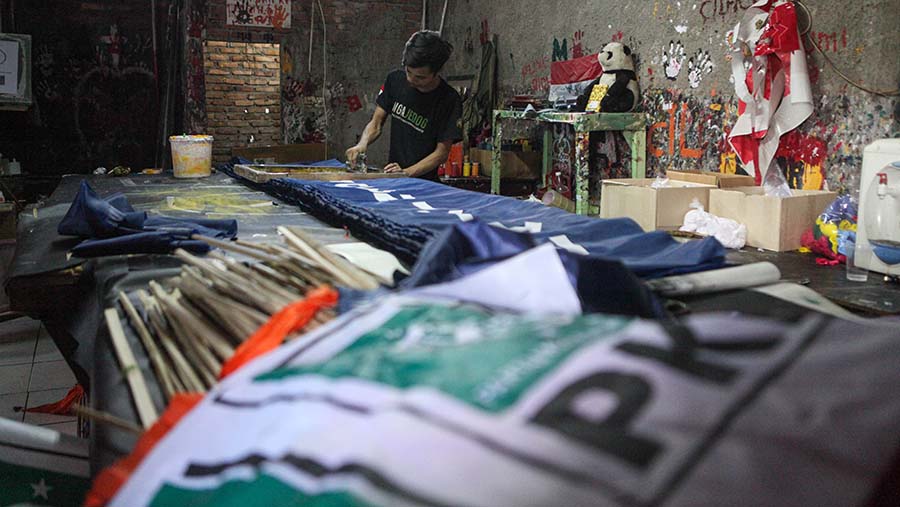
[549,53,603,104]
[727,0,814,185]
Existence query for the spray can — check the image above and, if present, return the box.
[463,156,471,177]
[472,161,480,177]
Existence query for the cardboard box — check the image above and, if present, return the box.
[470,148,541,179]
[600,178,714,231]
[668,170,756,188]
[709,187,837,251]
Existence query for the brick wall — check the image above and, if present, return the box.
[204,41,281,162]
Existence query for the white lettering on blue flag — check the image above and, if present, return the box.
[549,235,589,256]
[489,221,544,234]
[334,182,398,202]
[448,210,474,222]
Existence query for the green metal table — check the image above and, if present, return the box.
[491,110,647,215]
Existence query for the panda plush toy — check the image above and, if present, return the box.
[576,42,641,113]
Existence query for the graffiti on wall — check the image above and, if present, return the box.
[774,131,827,190]
[283,98,326,144]
[551,124,574,198]
[815,28,849,53]
[641,88,898,192]
[520,55,550,94]
[29,21,158,171]
[227,0,291,29]
[552,37,568,62]
[645,89,734,176]
[699,0,754,24]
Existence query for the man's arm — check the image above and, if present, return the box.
[346,106,389,165]
[383,140,452,177]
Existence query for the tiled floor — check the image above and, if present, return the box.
[0,316,80,436]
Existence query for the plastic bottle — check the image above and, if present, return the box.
[463,156,471,177]
[472,161,480,178]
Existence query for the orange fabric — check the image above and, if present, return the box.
[84,393,203,507]
[218,286,338,380]
[25,384,84,414]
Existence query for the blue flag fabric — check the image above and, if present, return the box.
[265,176,725,278]
[58,180,238,257]
[402,220,666,318]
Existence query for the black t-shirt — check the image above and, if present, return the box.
[376,69,462,180]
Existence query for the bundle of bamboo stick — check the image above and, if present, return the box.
[105,227,382,428]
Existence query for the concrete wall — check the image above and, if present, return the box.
[432,0,900,194]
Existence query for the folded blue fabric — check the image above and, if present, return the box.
[251,175,725,278]
[401,220,665,318]
[58,180,237,257]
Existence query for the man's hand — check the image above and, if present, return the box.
[346,145,365,165]
[383,163,407,174]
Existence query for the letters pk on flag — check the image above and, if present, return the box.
[549,53,602,104]
[109,294,900,507]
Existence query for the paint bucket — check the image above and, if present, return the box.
[169,135,213,178]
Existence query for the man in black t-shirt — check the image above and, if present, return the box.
[346,30,462,181]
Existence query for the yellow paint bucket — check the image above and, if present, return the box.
[169,135,213,178]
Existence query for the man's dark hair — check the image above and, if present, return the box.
[401,30,454,73]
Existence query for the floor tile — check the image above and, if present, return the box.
[0,363,32,395]
[40,420,79,438]
[0,392,27,422]
[33,325,64,364]
[0,335,37,366]
[28,361,76,392]
[0,317,39,366]
[23,388,77,426]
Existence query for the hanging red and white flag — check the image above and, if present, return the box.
[727,0,813,185]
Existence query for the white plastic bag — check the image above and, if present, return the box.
[650,173,670,188]
[762,159,793,198]
[680,198,747,249]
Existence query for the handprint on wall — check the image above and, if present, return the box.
[572,30,585,59]
[662,40,685,80]
[231,0,252,25]
[272,5,289,29]
[687,50,714,88]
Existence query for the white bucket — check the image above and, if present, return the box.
[169,135,213,178]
